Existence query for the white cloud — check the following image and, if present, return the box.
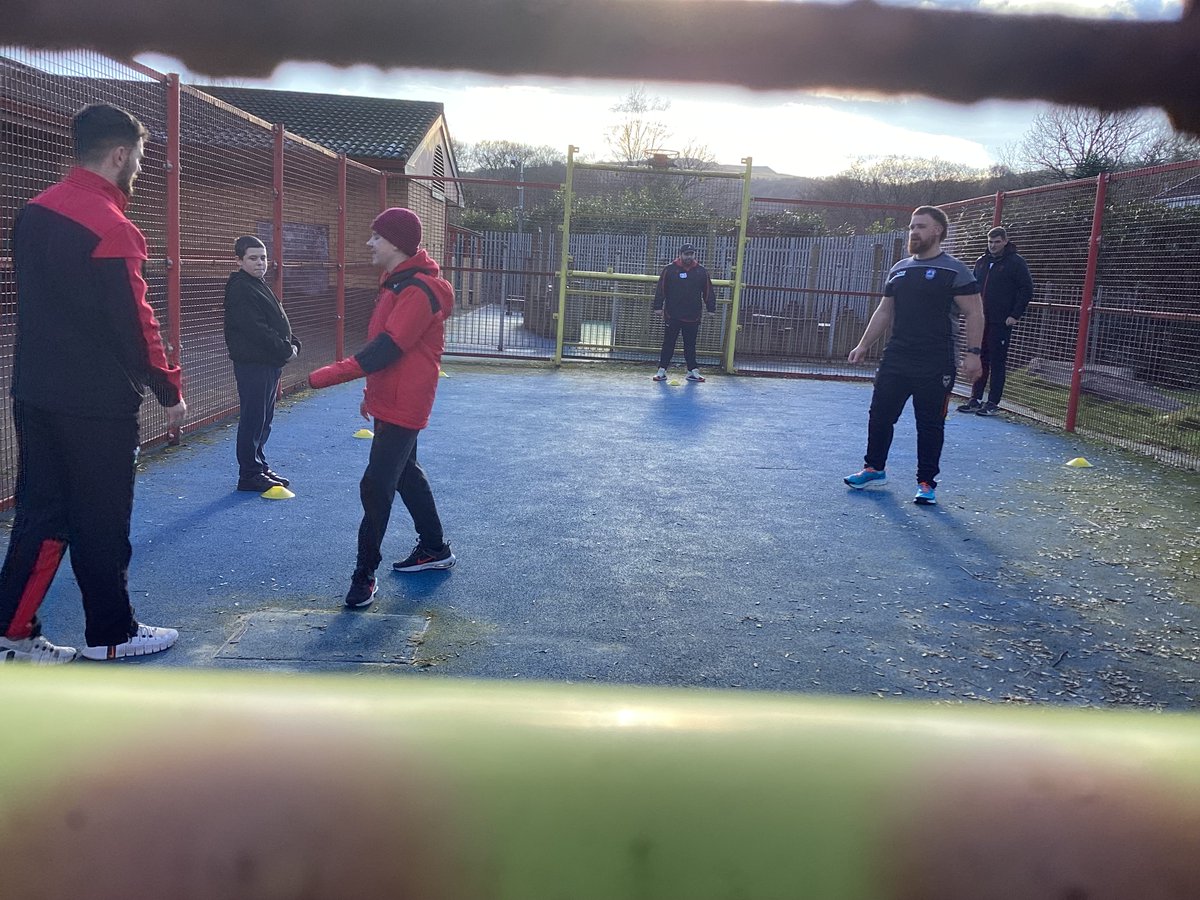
[874,0,1183,18]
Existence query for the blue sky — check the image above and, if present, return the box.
[138,0,1186,178]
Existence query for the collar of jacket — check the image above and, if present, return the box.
[66,166,130,212]
[991,241,1019,261]
[380,248,439,285]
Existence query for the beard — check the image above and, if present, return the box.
[908,233,932,255]
[117,158,138,197]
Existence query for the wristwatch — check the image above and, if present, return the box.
[965,346,982,354]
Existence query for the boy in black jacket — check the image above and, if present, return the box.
[958,227,1034,416]
[224,235,300,492]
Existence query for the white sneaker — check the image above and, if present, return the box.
[80,623,178,661]
[652,368,667,382]
[686,369,705,382]
[0,634,78,665]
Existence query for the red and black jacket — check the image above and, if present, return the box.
[308,249,454,429]
[10,167,182,418]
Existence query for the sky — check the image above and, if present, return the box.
[137,0,1185,179]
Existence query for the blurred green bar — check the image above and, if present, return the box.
[2,669,1198,899]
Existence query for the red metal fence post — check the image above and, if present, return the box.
[165,74,182,443]
[336,154,347,361]
[992,191,1004,227]
[1066,174,1109,433]
[273,123,285,301]
[165,74,181,370]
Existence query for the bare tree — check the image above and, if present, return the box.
[676,138,718,171]
[458,139,565,172]
[606,87,673,164]
[1138,123,1200,167]
[815,155,988,206]
[1016,106,1160,180]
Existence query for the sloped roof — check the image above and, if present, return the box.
[197,86,444,161]
[1154,172,1200,202]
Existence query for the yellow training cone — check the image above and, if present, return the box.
[353,428,374,439]
[260,485,295,500]
[667,379,682,386]
[439,369,449,378]
[1065,457,1094,468]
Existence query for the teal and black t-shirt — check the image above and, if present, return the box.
[880,252,978,376]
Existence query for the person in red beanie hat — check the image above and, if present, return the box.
[307,208,457,609]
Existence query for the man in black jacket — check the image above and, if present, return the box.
[958,226,1034,416]
[224,235,300,492]
[652,243,716,383]
[0,103,186,664]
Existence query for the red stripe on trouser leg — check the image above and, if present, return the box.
[5,539,66,640]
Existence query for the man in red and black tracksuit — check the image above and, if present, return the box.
[0,104,187,665]
[308,207,456,609]
[652,243,716,383]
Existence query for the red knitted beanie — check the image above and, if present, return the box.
[371,207,422,256]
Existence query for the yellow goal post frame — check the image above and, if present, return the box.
[555,150,754,372]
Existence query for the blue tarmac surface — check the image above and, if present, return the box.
[10,360,1200,708]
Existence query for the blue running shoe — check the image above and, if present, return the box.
[844,468,886,489]
[914,482,937,505]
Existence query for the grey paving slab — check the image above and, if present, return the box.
[214,611,427,664]
[8,359,1200,708]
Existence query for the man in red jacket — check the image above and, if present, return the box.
[308,208,456,608]
[0,104,187,664]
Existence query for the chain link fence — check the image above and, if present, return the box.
[0,48,400,504]
[738,198,909,376]
[443,175,564,358]
[943,172,1200,467]
[3,46,1200,509]
[2,50,171,501]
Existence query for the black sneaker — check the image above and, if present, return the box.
[957,398,982,413]
[976,403,1001,416]
[392,543,456,573]
[344,572,377,608]
[237,473,281,492]
[263,469,290,487]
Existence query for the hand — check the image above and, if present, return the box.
[165,399,187,429]
[847,345,867,364]
[960,354,983,382]
[359,398,370,421]
[1005,316,1018,326]
[654,309,664,319]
